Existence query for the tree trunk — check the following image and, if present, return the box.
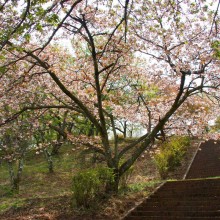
[44,149,54,173]
[105,169,120,194]
[51,142,62,156]
[130,129,133,138]
[88,123,95,136]
[8,161,15,190]
[123,121,127,138]
[7,159,24,193]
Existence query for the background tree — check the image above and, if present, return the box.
[0,111,34,192]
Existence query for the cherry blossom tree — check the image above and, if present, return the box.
[0,110,35,192]
[0,0,219,192]
[130,0,220,136]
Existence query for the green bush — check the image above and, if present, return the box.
[154,152,169,179]
[72,166,114,209]
[155,136,190,179]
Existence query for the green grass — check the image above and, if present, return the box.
[0,147,77,213]
[127,180,162,193]
[0,198,27,214]
[0,165,9,182]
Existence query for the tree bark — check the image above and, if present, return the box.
[44,149,54,173]
[106,169,120,194]
[7,159,24,193]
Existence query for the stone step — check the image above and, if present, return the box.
[150,192,220,197]
[148,196,220,201]
[124,216,220,220]
[165,179,220,185]
[136,205,220,211]
[157,188,220,194]
[141,200,220,206]
[128,211,220,217]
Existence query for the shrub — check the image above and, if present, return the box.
[154,152,170,179]
[72,166,114,209]
[155,136,190,179]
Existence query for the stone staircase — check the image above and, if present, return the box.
[123,140,220,220]
[186,140,220,179]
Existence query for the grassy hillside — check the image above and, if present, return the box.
[0,139,199,219]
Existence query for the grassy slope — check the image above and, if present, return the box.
[0,139,199,219]
[0,143,162,220]
[0,149,76,215]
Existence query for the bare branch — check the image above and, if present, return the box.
[210,0,220,36]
